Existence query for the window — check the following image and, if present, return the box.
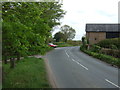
[95,38,97,40]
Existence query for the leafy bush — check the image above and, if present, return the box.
[101,48,120,58]
[80,46,120,68]
[97,38,120,49]
[26,44,53,56]
[111,45,118,49]
[90,45,101,53]
[81,36,88,49]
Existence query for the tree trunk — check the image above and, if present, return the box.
[17,54,20,61]
[10,58,15,68]
[4,56,7,64]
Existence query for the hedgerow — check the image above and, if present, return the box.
[97,38,120,49]
[80,45,120,68]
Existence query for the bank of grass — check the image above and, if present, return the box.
[3,57,51,88]
[80,47,120,68]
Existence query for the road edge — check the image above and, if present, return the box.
[44,56,58,88]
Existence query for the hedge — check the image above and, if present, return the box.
[100,48,120,58]
[97,38,120,49]
[80,46,120,68]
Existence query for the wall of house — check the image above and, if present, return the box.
[86,32,106,45]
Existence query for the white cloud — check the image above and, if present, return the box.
[53,0,119,40]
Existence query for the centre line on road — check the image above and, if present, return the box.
[72,59,88,70]
[78,63,88,70]
[72,59,75,61]
[65,50,69,58]
[105,79,120,88]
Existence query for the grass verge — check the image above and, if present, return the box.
[3,57,51,88]
[80,47,120,68]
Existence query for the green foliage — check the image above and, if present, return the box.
[60,25,76,42]
[90,45,101,53]
[2,2,65,66]
[80,38,120,67]
[54,31,65,42]
[81,36,88,49]
[96,38,119,58]
[111,44,118,49]
[45,36,54,44]
[82,37,85,43]
[97,38,120,49]
[3,57,51,88]
[80,46,120,68]
[100,48,120,58]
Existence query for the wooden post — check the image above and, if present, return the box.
[87,44,90,50]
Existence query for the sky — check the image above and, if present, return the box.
[52,0,120,40]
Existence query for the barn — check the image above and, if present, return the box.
[85,24,120,45]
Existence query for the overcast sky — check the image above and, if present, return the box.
[52,0,120,40]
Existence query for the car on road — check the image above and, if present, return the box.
[48,43,57,48]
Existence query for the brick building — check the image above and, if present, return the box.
[85,24,120,45]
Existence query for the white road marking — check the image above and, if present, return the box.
[76,62,79,64]
[67,48,79,60]
[78,63,88,70]
[105,79,120,88]
[65,50,69,57]
[72,59,75,61]
[72,59,88,70]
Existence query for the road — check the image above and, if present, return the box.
[45,46,119,88]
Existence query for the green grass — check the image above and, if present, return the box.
[3,57,51,88]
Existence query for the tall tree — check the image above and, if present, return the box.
[2,2,65,68]
[61,25,76,42]
[54,31,65,42]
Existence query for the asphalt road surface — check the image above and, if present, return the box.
[45,46,119,88]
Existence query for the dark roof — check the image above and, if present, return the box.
[85,24,120,32]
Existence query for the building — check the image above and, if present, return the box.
[85,24,120,45]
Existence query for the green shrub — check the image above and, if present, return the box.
[111,45,118,49]
[80,46,120,67]
[100,48,120,58]
[27,45,53,55]
[90,45,101,52]
[80,44,87,50]
[97,38,120,49]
